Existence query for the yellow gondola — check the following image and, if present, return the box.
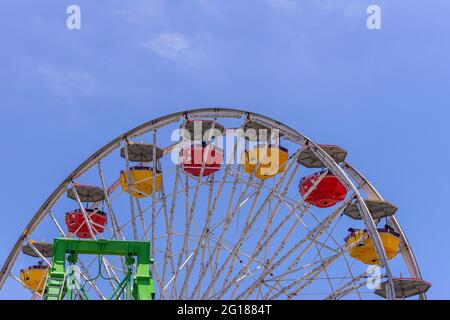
[120,166,162,198]
[346,227,400,265]
[243,145,289,180]
[19,263,49,293]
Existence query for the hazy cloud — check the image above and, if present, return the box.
[263,0,365,19]
[115,0,165,25]
[37,63,97,98]
[141,33,207,66]
[263,0,300,11]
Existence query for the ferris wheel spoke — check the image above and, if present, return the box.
[24,238,51,266]
[181,167,230,299]
[199,175,262,299]
[239,196,350,299]
[102,255,122,281]
[97,162,124,241]
[190,165,254,299]
[200,174,218,274]
[228,168,300,209]
[134,197,148,240]
[330,281,367,300]
[48,210,67,238]
[232,171,328,299]
[169,162,204,298]
[149,130,165,296]
[77,253,118,293]
[293,210,340,296]
[286,248,355,299]
[65,201,111,240]
[325,271,368,300]
[188,232,266,299]
[242,168,331,275]
[107,189,125,204]
[311,239,336,296]
[114,217,136,235]
[335,256,361,296]
[264,255,331,283]
[98,257,122,292]
[203,235,264,267]
[211,180,265,284]
[207,187,258,236]
[77,259,107,300]
[152,183,198,204]
[198,183,212,298]
[135,200,163,220]
[270,250,344,299]
[225,156,302,299]
[200,235,216,299]
[160,166,180,298]
[212,151,298,299]
[122,139,139,240]
[223,200,287,299]
[172,173,199,298]
[164,251,194,298]
[257,197,355,299]
[188,163,246,295]
[69,181,98,239]
[179,177,215,299]
[304,205,363,299]
[179,166,209,299]
[235,208,305,299]
[285,194,354,264]
[270,231,370,300]
[343,269,364,300]
[142,205,164,239]
[10,274,42,298]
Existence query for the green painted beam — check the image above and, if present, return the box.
[44,238,154,300]
[53,238,152,257]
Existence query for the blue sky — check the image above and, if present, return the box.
[0,0,449,299]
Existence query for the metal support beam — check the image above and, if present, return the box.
[44,238,154,300]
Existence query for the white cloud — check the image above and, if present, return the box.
[141,33,207,66]
[263,0,365,19]
[342,3,366,19]
[263,0,301,11]
[115,0,165,25]
[37,63,97,98]
[195,0,226,16]
[309,0,365,17]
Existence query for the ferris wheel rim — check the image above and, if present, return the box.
[340,161,425,299]
[0,107,421,299]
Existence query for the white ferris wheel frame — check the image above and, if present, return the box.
[0,108,424,300]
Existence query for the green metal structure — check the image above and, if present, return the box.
[44,238,154,300]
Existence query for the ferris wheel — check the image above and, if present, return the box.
[0,108,430,300]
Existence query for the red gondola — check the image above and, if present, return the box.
[299,172,347,208]
[181,143,223,177]
[65,208,107,238]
